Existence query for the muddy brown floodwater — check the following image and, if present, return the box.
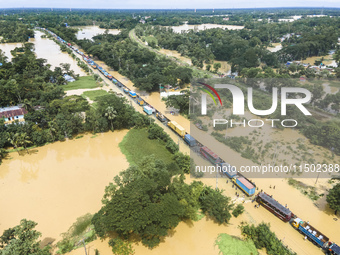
[169,23,244,33]
[2,38,337,255]
[0,42,23,60]
[74,26,120,40]
[0,30,86,76]
[0,131,129,248]
[62,56,339,255]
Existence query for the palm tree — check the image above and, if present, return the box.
[8,134,20,155]
[48,121,57,141]
[22,98,33,112]
[105,106,117,131]
[18,133,32,154]
[0,148,8,162]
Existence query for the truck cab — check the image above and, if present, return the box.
[328,242,340,255]
[291,218,301,229]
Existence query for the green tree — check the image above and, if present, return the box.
[109,238,134,255]
[8,133,20,155]
[232,204,245,217]
[0,219,51,255]
[22,99,33,112]
[18,132,32,154]
[213,62,221,73]
[240,222,294,255]
[0,148,8,163]
[334,50,340,67]
[47,121,57,142]
[199,186,232,224]
[173,152,191,174]
[105,106,117,131]
[164,90,190,115]
[92,156,201,248]
[326,183,340,215]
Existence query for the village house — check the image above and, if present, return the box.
[0,106,28,125]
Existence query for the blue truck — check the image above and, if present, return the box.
[143,106,153,115]
[232,176,255,196]
[292,218,329,248]
[184,134,196,147]
[220,162,237,178]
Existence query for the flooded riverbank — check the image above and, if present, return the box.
[169,23,244,33]
[0,30,86,76]
[0,42,23,60]
[267,43,282,52]
[33,30,86,76]
[1,31,336,255]
[0,124,338,255]
[0,131,129,245]
[74,26,120,40]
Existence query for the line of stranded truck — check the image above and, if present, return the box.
[255,191,340,254]
[42,27,337,254]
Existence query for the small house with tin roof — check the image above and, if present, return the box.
[0,106,28,125]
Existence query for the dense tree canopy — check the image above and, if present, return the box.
[326,183,340,215]
[0,219,51,255]
[92,156,232,248]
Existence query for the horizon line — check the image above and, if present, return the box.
[1,7,340,10]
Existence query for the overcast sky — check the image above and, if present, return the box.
[1,0,340,9]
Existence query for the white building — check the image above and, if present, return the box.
[0,106,27,125]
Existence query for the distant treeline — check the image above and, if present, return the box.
[137,16,340,72]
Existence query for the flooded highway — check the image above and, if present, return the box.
[0,26,339,255]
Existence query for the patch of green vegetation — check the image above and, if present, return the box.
[109,238,134,255]
[193,209,205,222]
[287,178,321,201]
[232,204,245,218]
[56,213,96,254]
[240,223,296,255]
[215,233,258,255]
[63,76,99,91]
[75,135,84,139]
[211,132,260,164]
[82,90,109,101]
[119,128,175,165]
[91,102,98,109]
[143,35,158,46]
[309,79,340,88]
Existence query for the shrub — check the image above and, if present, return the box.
[232,204,244,217]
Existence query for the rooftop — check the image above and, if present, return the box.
[0,106,28,119]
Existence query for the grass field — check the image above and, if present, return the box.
[63,76,99,91]
[142,35,158,46]
[215,234,257,255]
[82,90,108,101]
[119,128,174,166]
